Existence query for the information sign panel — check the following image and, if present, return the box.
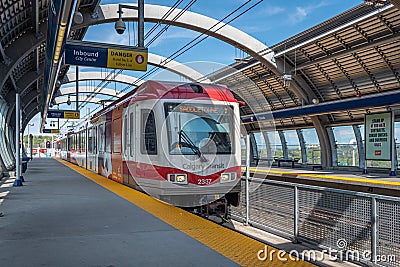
[43,129,60,134]
[47,110,80,119]
[65,41,148,71]
[365,112,393,161]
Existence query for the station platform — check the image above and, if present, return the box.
[0,158,315,267]
[249,166,400,196]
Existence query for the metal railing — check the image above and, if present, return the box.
[232,176,400,266]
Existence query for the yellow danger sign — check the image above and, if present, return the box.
[64,111,80,119]
[107,48,148,71]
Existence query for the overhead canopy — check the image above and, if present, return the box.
[1,1,400,170]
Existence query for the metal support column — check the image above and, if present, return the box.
[311,116,332,168]
[261,131,273,167]
[278,130,288,159]
[293,186,300,243]
[245,134,250,226]
[33,0,42,38]
[371,197,378,264]
[261,131,272,158]
[249,133,258,165]
[13,93,23,186]
[353,125,365,169]
[389,112,396,176]
[138,0,145,47]
[75,66,79,111]
[296,129,307,164]
[327,127,338,167]
[29,134,33,160]
[0,41,11,65]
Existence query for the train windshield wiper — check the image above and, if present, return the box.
[178,130,208,162]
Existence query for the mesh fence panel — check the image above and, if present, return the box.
[298,188,371,253]
[232,177,400,266]
[378,199,400,267]
[248,181,294,234]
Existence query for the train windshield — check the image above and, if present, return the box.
[165,103,234,155]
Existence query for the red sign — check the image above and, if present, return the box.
[375,150,382,156]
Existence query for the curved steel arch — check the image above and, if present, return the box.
[0,27,46,94]
[147,53,210,82]
[74,4,275,67]
[74,4,314,102]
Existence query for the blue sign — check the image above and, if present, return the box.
[47,110,80,119]
[47,110,64,119]
[242,115,258,123]
[64,41,148,70]
[65,44,108,68]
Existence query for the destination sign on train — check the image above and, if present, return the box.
[65,41,148,71]
[167,103,229,114]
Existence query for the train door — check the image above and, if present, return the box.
[122,112,130,185]
[126,105,138,187]
[93,126,98,173]
[111,114,123,183]
[87,127,94,171]
[98,122,107,177]
[84,127,89,169]
[67,134,71,162]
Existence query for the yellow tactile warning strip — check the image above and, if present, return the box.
[56,158,315,267]
[245,167,400,187]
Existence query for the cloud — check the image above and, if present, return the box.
[264,6,285,16]
[147,28,199,48]
[288,1,330,24]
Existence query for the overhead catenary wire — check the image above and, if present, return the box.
[77,0,262,120]
[75,1,195,113]
[118,0,259,93]
[144,0,184,40]
[146,0,197,47]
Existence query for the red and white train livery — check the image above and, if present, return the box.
[58,81,241,216]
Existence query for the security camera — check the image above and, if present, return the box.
[67,98,71,106]
[115,18,126,34]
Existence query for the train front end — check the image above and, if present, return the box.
[131,82,242,218]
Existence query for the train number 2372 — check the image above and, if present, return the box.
[197,178,212,185]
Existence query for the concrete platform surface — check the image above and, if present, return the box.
[0,158,239,267]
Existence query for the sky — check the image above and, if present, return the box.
[27,0,365,136]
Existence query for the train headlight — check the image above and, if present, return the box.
[220,173,236,183]
[168,174,188,184]
[220,173,231,183]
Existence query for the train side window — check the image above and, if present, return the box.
[78,132,81,152]
[123,115,128,154]
[99,124,105,152]
[105,122,111,153]
[81,131,86,152]
[130,113,134,157]
[93,127,97,154]
[141,110,157,155]
[88,128,93,153]
[112,118,121,154]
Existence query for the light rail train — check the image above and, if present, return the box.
[57,81,242,218]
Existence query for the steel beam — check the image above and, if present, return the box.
[0,41,11,66]
[278,130,288,159]
[243,90,400,120]
[311,116,332,167]
[13,93,23,186]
